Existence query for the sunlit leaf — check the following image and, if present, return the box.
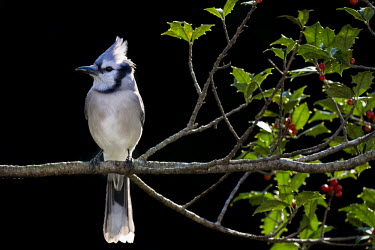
[254,200,289,215]
[292,103,310,130]
[223,0,238,17]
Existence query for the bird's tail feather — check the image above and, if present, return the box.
[103,173,135,243]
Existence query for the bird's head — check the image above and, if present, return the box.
[76,37,135,93]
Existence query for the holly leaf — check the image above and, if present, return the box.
[358,187,375,210]
[262,210,287,236]
[223,0,238,17]
[352,71,374,96]
[254,200,289,215]
[334,24,361,50]
[232,191,273,206]
[162,22,214,42]
[271,243,299,250]
[298,9,313,27]
[309,110,338,123]
[295,191,324,209]
[300,123,331,137]
[339,203,375,228]
[338,7,365,21]
[292,102,310,130]
[326,82,354,99]
[359,7,375,21]
[265,47,285,60]
[303,22,325,47]
[290,173,310,192]
[192,24,215,41]
[298,44,331,61]
[271,35,297,55]
[205,7,224,19]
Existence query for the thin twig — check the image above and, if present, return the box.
[182,173,230,209]
[188,42,202,95]
[320,193,334,238]
[211,79,240,141]
[216,172,250,224]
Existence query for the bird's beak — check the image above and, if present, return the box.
[75,66,98,76]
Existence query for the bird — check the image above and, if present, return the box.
[76,37,145,243]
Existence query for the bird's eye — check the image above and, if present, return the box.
[105,66,114,72]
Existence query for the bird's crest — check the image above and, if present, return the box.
[96,37,129,65]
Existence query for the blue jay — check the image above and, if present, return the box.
[76,37,145,243]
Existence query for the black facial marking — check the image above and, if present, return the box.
[115,64,132,86]
[96,63,133,94]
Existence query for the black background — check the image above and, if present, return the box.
[0,0,374,249]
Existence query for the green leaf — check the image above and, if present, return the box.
[192,24,215,41]
[352,71,374,96]
[290,173,309,191]
[292,103,310,130]
[303,22,325,47]
[232,191,273,206]
[309,110,338,123]
[300,123,331,137]
[262,210,287,236]
[271,243,299,250]
[265,47,285,60]
[253,200,289,215]
[334,24,361,50]
[298,214,321,239]
[295,191,324,209]
[162,21,193,42]
[339,203,375,228]
[205,7,224,19]
[326,82,354,99]
[298,9,313,27]
[298,44,331,61]
[253,68,273,84]
[338,7,365,21]
[271,35,297,55]
[279,15,302,29]
[232,66,251,84]
[162,22,214,42]
[223,0,238,17]
[358,187,375,210]
[359,7,375,21]
[289,66,317,78]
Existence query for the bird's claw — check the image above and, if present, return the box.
[89,149,103,171]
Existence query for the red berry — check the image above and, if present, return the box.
[292,128,298,135]
[371,115,375,122]
[364,124,372,133]
[327,185,335,195]
[350,0,358,5]
[367,110,374,118]
[291,200,296,207]
[264,175,271,180]
[318,63,325,70]
[350,57,356,64]
[319,74,326,81]
[285,117,292,125]
[373,229,375,234]
[335,191,343,198]
[335,184,343,192]
[289,124,296,130]
[274,123,280,129]
[330,179,338,187]
[347,99,353,105]
[321,184,329,192]
[257,0,262,3]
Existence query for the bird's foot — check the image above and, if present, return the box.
[124,156,134,168]
[89,149,103,171]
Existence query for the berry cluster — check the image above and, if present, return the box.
[321,179,343,197]
[274,117,298,135]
